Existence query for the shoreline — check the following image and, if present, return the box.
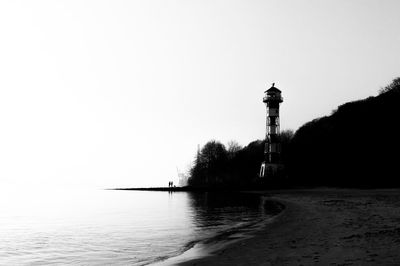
[173,195,295,266]
[110,187,271,192]
[149,196,286,266]
[176,189,400,265]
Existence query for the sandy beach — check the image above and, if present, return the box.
[179,189,400,265]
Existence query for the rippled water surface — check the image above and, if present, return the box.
[0,189,267,265]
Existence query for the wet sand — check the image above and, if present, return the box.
[178,189,400,265]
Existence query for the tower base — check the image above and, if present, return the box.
[259,162,284,178]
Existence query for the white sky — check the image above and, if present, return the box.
[0,0,399,189]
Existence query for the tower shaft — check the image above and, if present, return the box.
[259,84,283,178]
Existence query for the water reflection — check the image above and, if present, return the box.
[154,192,267,265]
[0,189,266,266]
[187,192,263,231]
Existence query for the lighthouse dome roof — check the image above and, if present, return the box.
[265,84,281,94]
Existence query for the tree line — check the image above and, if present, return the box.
[188,77,400,188]
[188,131,293,188]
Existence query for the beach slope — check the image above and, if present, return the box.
[179,189,400,265]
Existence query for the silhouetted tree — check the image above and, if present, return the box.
[232,140,265,186]
[226,140,242,159]
[379,77,400,94]
[188,132,295,188]
[188,140,228,187]
[279,129,294,166]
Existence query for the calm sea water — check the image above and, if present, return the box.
[0,189,270,265]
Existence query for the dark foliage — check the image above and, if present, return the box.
[188,140,228,187]
[188,131,293,188]
[188,78,400,188]
[288,77,400,187]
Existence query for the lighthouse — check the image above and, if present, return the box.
[259,83,284,178]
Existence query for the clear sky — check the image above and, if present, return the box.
[0,0,399,189]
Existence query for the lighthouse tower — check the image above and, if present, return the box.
[259,83,284,178]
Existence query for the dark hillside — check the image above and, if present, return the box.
[289,78,400,187]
